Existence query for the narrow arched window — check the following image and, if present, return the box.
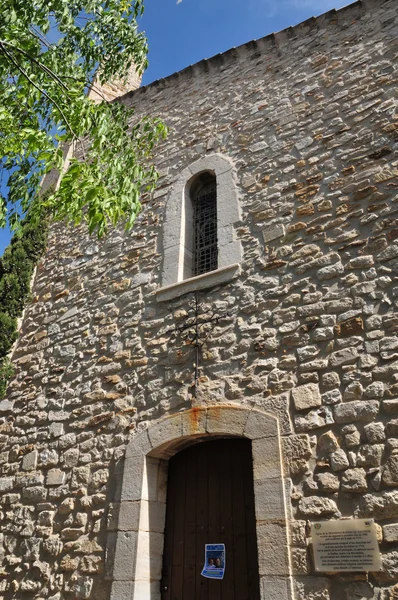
[191,172,218,277]
[159,154,242,297]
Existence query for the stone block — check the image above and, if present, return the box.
[71,466,90,489]
[206,405,247,436]
[373,361,398,381]
[262,224,285,244]
[0,400,14,412]
[59,498,74,514]
[22,450,38,471]
[121,457,145,502]
[141,458,164,503]
[46,469,65,486]
[157,263,240,302]
[138,500,166,534]
[244,409,278,439]
[316,472,339,492]
[15,471,44,487]
[257,523,289,576]
[335,317,364,337]
[321,372,340,390]
[49,423,64,438]
[148,415,182,449]
[340,468,368,493]
[290,520,307,547]
[382,456,398,487]
[294,576,331,600]
[386,419,398,437]
[381,550,398,582]
[61,527,84,541]
[317,262,344,280]
[357,444,383,467]
[383,399,398,413]
[282,435,312,476]
[118,501,141,532]
[292,383,321,411]
[49,410,69,422]
[181,408,207,437]
[334,400,379,424]
[330,449,350,472]
[58,306,79,322]
[23,486,47,502]
[63,448,79,468]
[260,393,292,435]
[291,548,310,575]
[317,430,339,455]
[253,478,286,521]
[364,422,385,443]
[125,430,153,459]
[354,491,398,520]
[43,536,63,556]
[383,524,398,543]
[260,576,292,600]
[134,531,164,582]
[0,477,14,492]
[252,437,282,480]
[112,531,138,581]
[322,389,342,405]
[66,574,93,599]
[295,406,334,432]
[298,496,338,517]
[343,426,361,448]
[329,347,358,367]
[130,581,160,599]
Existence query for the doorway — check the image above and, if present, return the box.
[161,438,261,600]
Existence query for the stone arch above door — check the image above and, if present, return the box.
[110,404,293,600]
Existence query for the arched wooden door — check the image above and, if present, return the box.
[161,438,261,600]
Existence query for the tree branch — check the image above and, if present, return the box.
[29,26,53,49]
[3,38,109,104]
[0,42,78,140]
[0,39,71,96]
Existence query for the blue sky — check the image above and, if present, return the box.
[140,0,351,85]
[0,0,351,254]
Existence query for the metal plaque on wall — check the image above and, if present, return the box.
[312,519,382,572]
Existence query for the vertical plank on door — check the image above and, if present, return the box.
[170,452,186,600]
[182,446,198,597]
[207,441,221,600]
[195,443,209,600]
[231,442,249,600]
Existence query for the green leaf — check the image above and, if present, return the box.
[0,0,166,237]
[85,187,99,202]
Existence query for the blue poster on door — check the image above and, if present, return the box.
[201,544,225,579]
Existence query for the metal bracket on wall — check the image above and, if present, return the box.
[165,291,231,397]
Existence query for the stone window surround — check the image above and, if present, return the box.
[110,404,293,600]
[157,154,243,302]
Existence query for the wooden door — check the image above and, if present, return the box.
[161,438,261,600]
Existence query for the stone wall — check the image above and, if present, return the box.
[2,0,398,598]
[88,63,142,103]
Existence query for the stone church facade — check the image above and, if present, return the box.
[2,0,398,598]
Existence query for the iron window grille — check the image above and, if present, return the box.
[193,180,218,276]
